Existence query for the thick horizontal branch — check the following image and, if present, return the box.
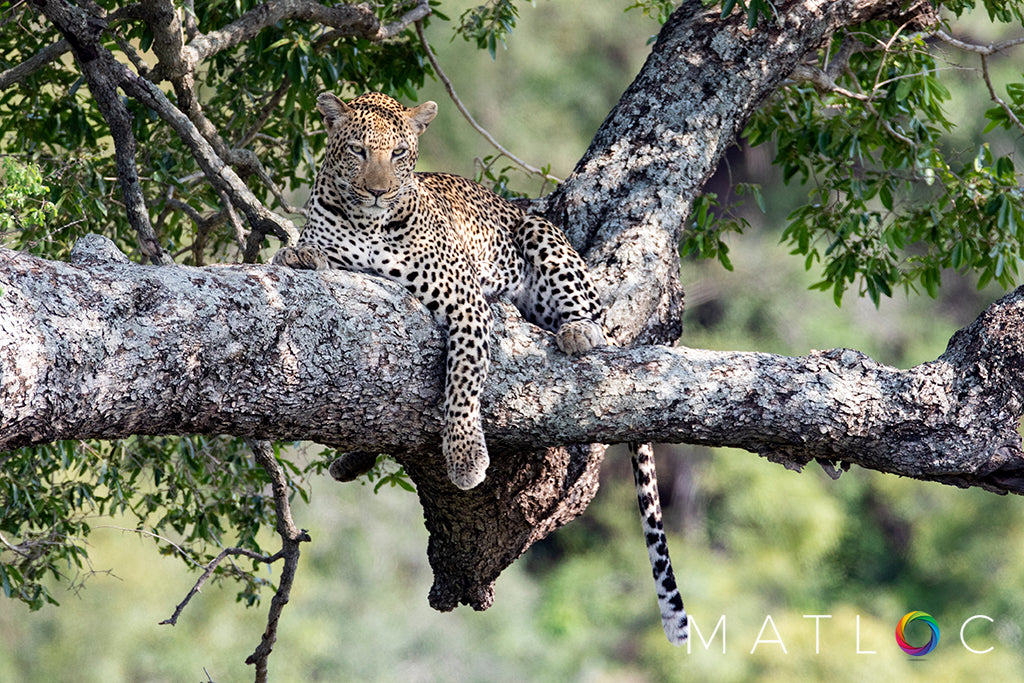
[2,238,1022,495]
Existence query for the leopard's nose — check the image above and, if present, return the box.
[367,187,387,198]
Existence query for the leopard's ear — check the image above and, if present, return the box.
[406,101,437,136]
[317,92,352,134]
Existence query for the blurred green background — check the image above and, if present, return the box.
[3,2,1024,680]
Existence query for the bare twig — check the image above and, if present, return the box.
[790,63,872,101]
[790,21,947,150]
[244,440,311,683]
[233,148,305,218]
[156,440,309,683]
[237,80,292,150]
[163,197,206,226]
[111,27,151,78]
[981,52,1024,137]
[935,29,1024,56]
[933,29,1024,138]
[159,545,282,627]
[414,20,562,185]
[0,531,31,558]
[823,35,861,81]
[94,525,207,570]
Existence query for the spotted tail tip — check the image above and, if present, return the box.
[662,610,690,646]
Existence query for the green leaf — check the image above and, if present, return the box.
[717,243,734,271]
[951,241,965,270]
[0,564,12,599]
[894,78,912,102]
[879,183,894,211]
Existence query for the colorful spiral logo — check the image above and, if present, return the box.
[895,611,940,656]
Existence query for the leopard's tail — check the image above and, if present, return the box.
[630,442,689,645]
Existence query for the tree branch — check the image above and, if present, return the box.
[0,37,69,90]
[934,29,1024,56]
[160,545,281,627]
[181,0,416,67]
[537,0,938,347]
[156,439,309,682]
[244,440,310,683]
[2,238,1022,493]
[141,0,235,165]
[980,51,1024,137]
[11,0,976,624]
[33,0,173,264]
[115,61,299,248]
[2,235,1024,617]
[30,0,300,253]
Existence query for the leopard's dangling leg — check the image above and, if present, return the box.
[431,266,493,491]
[630,442,689,645]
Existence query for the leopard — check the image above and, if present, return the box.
[272,91,688,644]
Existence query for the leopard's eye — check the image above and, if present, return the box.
[392,146,409,160]
[347,143,366,159]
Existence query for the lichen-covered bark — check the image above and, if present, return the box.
[3,242,1022,489]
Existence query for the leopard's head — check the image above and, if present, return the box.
[316,91,437,216]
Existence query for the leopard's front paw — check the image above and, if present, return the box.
[443,421,489,490]
[555,319,608,355]
[272,244,329,271]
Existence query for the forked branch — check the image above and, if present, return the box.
[157,439,310,683]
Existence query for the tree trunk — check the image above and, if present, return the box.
[540,0,937,347]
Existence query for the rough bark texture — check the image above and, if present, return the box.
[8,0,965,611]
[2,238,1023,533]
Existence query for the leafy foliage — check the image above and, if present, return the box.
[0,157,58,254]
[625,0,677,24]
[729,14,1024,305]
[305,449,416,493]
[473,153,556,198]
[0,0,436,264]
[0,437,309,610]
[455,0,524,58]
[681,184,766,272]
[0,0,437,613]
[944,0,1024,23]
[716,0,778,29]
